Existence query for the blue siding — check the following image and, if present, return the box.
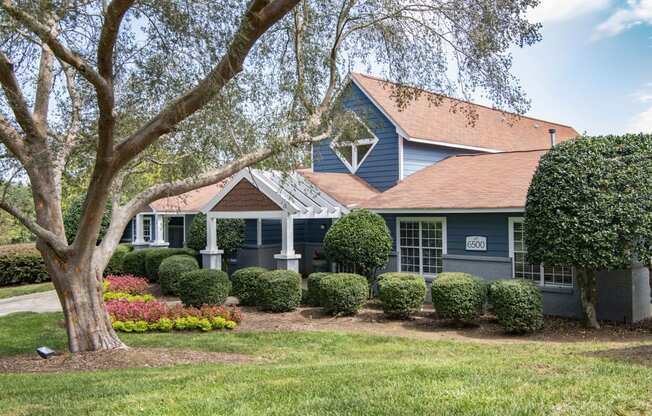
[305,219,332,243]
[184,214,195,243]
[381,213,511,258]
[121,219,133,242]
[244,219,257,246]
[312,83,399,191]
[262,220,281,245]
[403,141,476,177]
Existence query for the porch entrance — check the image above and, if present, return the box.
[167,217,185,248]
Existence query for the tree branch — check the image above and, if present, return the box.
[0,114,28,166]
[0,51,43,141]
[0,201,69,258]
[112,0,300,171]
[1,0,110,95]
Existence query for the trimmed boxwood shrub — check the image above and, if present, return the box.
[319,273,368,316]
[158,255,200,296]
[0,245,48,286]
[122,249,149,278]
[177,269,231,307]
[144,248,197,282]
[490,279,544,334]
[431,272,486,323]
[305,272,331,306]
[377,272,426,318]
[104,244,133,276]
[257,270,302,312]
[230,266,268,306]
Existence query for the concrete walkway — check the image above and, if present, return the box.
[0,290,61,316]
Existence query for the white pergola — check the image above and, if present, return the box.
[200,169,348,271]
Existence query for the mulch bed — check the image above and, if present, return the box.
[0,348,257,373]
[237,301,652,344]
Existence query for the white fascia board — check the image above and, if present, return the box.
[371,208,525,214]
[207,210,285,219]
[404,137,502,154]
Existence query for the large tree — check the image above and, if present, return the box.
[525,135,652,328]
[0,0,541,352]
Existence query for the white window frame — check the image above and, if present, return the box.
[508,217,573,288]
[330,132,379,174]
[396,217,447,277]
[143,217,152,242]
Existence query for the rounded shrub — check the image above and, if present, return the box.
[322,209,392,281]
[0,244,48,286]
[144,248,197,282]
[305,272,331,306]
[158,255,200,296]
[319,273,368,316]
[430,272,486,323]
[377,272,426,318]
[122,249,149,278]
[490,279,543,334]
[230,266,268,306]
[257,270,302,312]
[104,244,133,276]
[177,269,231,307]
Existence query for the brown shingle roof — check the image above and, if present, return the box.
[298,169,380,207]
[150,183,224,213]
[361,150,546,210]
[351,73,579,152]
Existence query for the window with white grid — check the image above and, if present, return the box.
[399,219,444,276]
[510,219,573,287]
[143,217,152,242]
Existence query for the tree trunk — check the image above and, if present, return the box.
[576,268,600,329]
[42,246,125,352]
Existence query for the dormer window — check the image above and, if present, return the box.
[331,117,378,173]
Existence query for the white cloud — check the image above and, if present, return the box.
[628,106,652,132]
[596,0,652,37]
[528,0,611,23]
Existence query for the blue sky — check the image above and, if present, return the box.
[513,0,652,135]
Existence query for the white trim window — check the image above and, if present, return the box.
[397,217,447,276]
[508,218,573,287]
[143,217,152,242]
[330,138,378,173]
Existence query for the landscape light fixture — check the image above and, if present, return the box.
[36,346,57,359]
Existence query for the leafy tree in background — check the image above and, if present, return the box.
[186,213,244,270]
[525,134,652,328]
[0,184,33,245]
[323,209,392,289]
[63,196,112,244]
[0,0,541,351]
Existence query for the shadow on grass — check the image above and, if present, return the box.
[587,344,652,367]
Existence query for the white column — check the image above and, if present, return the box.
[201,214,223,270]
[206,216,217,251]
[132,213,150,249]
[280,214,294,256]
[150,214,169,247]
[134,214,145,243]
[274,214,301,271]
[256,218,262,247]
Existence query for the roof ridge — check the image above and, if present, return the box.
[351,72,577,131]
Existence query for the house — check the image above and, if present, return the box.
[125,73,651,323]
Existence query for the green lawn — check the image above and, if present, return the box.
[0,282,53,300]
[1,312,651,416]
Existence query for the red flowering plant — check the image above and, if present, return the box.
[105,299,242,332]
[104,275,148,295]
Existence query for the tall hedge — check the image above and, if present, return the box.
[322,209,392,282]
[525,134,652,328]
[186,213,245,257]
[0,244,48,286]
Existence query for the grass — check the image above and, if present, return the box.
[0,282,53,300]
[1,312,652,416]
